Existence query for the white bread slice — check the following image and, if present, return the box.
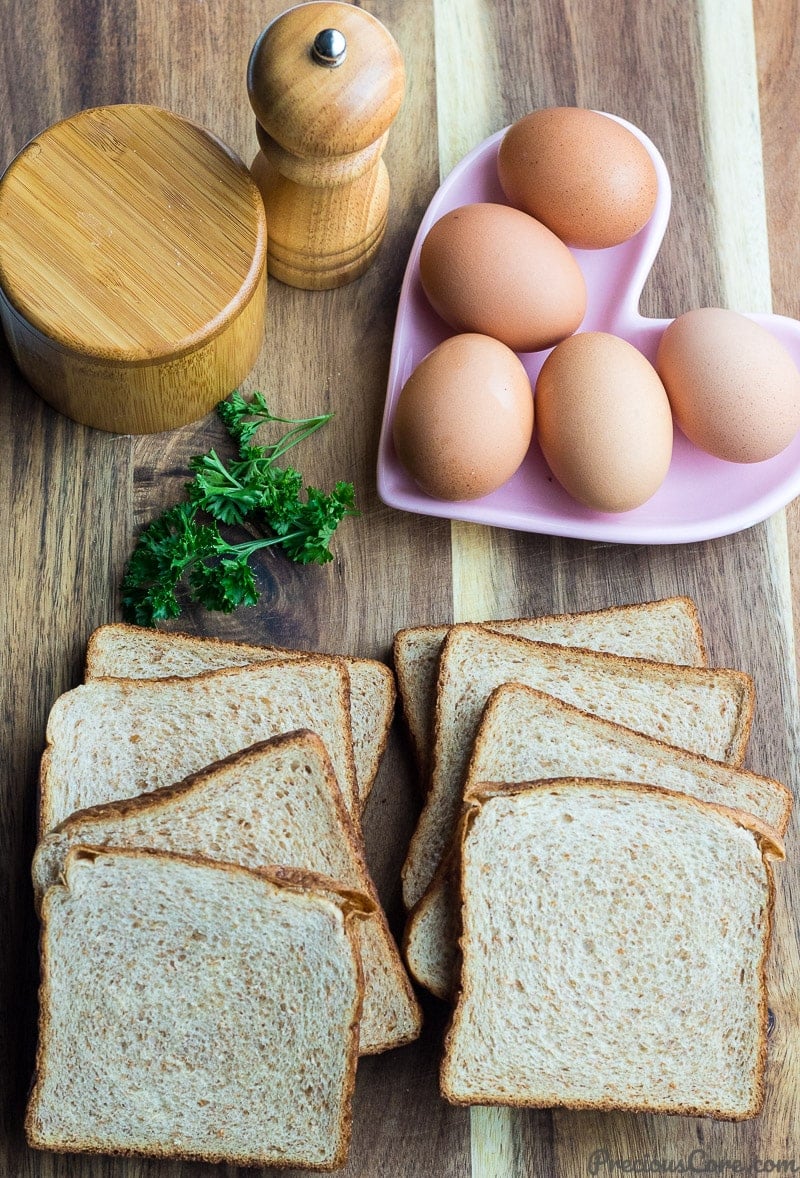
[440,780,777,1119]
[405,684,789,997]
[32,732,421,1055]
[394,597,707,775]
[401,625,753,910]
[39,658,357,835]
[26,848,369,1167]
[85,623,395,811]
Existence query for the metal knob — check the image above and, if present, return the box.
[311,28,347,67]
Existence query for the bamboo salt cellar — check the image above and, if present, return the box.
[247,1,405,289]
[0,105,267,434]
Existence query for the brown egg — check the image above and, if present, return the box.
[418,202,586,352]
[392,333,534,500]
[656,308,800,463]
[536,332,673,512]
[498,107,658,249]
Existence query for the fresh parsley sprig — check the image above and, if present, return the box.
[217,389,332,457]
[121,393,357,626]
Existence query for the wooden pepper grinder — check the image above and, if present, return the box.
[247,1,405,289]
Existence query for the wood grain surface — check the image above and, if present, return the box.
[1,1,798,1176]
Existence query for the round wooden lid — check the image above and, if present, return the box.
[247,1,404,159]
[0,104,267,364]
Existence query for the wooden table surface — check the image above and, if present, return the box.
[2,1,800,1175]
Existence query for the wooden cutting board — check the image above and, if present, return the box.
[1,1,798,1176]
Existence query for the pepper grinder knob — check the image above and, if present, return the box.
[247,1,405,289]
[311,28,347,67]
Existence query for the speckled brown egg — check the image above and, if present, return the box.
[536,332,673,512]
[656,308,800,463]
[392,333,534,501]
[418,202,586,352]
[497,107,659,249]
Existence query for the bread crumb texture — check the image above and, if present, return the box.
[26,851,360,1167]
[442,784,770,1118]
[32,734,421,1055]
[403,624,751,909]
[42,660,356,832]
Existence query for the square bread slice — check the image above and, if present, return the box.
[39,657,357,836]
[32,731,421,1055]
[404,684,790,998]
[440,780,778,1119]
[401,625,754,910]
[464,684,791,833]
[393,597,707,776]
[85,624,396,811]
[26,848,369,1167]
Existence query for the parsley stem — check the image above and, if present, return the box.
[230,532,307,558]
[198,450,245,488]
[261,414,333,463]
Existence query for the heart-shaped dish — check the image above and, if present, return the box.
[376,114,800,543]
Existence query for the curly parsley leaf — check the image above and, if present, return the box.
[121,504,223,626]
[121,392,357,625]
[189,553,260,614]
[277,481,358,564]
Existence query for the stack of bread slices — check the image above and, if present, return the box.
[26,627,421,1169]
[395,597,789,1120]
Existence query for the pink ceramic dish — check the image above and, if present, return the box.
[376,114,800,544]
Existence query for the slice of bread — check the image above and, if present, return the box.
[85,623,395,811]
[469,684,789,832]
[393,597,707,775]
[39,658,357,835]
[405,684,789,997]
[401,625,754,910]
[26,848,369,1167]
[32,732,421,1055]
[440,780,777,1119]
[402,850,461,1001]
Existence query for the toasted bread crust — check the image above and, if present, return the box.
[444,625,752,766]
[36,731,347,871]
[467,778,785,859]
[85,622,393,690]
[466,683,791,834]
[392,623,451,776]
[402,847,458,1001]
[356,660,396,807]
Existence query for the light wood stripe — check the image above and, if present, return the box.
[697,0,799,691]
[434,0,511,635]
[434,0,518,1171]
[433,0,503,178]
[766,511,799,694]
[451,521,505,624]
[471,1106,518,1177]
[697,0,772,314]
